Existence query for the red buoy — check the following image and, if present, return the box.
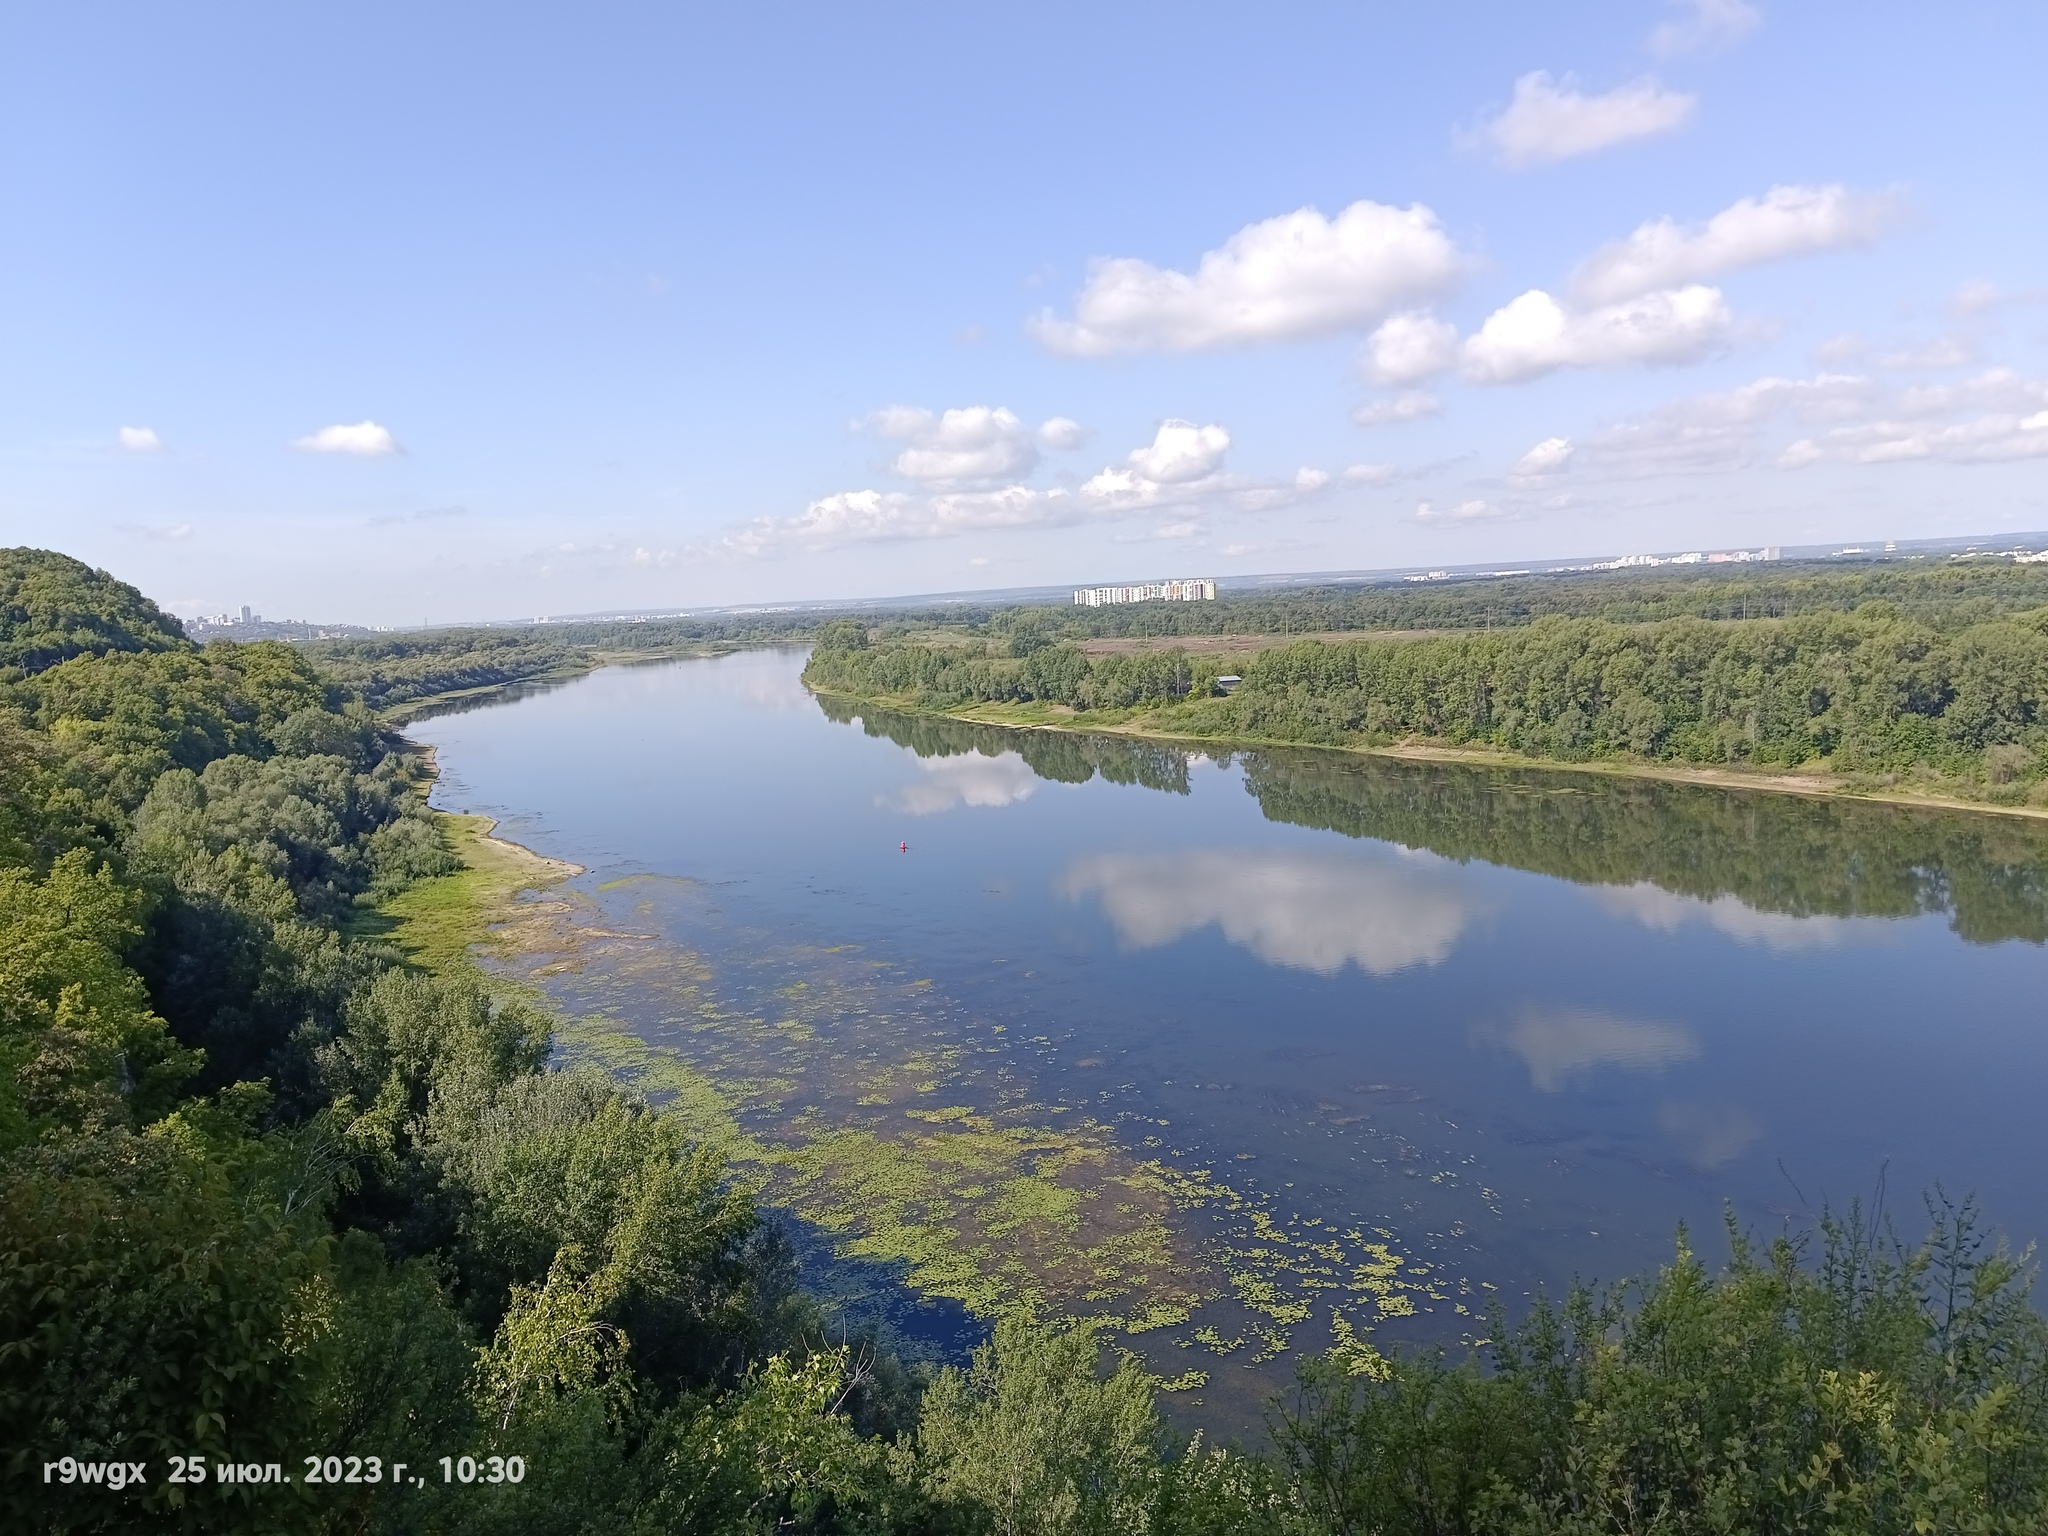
[899,841,908,852]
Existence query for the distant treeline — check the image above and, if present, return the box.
[992,559,2048,640]
[806,597,2048,802]
[307,616,811,715]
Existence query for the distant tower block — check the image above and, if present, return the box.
[240,604,253,624]
[1073,578,1216,606]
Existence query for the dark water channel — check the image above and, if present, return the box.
[411,648,2048,1430]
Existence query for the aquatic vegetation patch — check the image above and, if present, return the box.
[378,806,1468,1394]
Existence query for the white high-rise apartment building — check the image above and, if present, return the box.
[1072,578,1216,606]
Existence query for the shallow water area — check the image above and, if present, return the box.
[411,648,2048,1432]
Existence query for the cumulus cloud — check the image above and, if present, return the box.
[1462,285,1731,383]
[724,486,1054,553]
[1122,419,1230,483]
[889,750,1040,816]
[1495,1006,1698,1092]
[1511,436,1575,479]
[1472,72,1694,168]
[118,425,163,453]
[1365,311,1460,386]
[1061,845,1474,976]
[720,416,1323,554]
[1076,421,1224,509]
[1352,391,1443,426]
[1648,0,1762,59]
[865,405,1043,488]
[1036,416,1091,451]
[1032,200,1464,355]
[1570,185,1903,306]
[1343,462,1396,484]
[293,420,400,456]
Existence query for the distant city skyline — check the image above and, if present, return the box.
[3,2,2045,625]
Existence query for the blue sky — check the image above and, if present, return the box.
[4,1,2045,624]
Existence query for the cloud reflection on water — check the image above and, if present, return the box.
[1658,1100,1764,1169]
[1497,1005,1700,1092]
[1594,881,1864,951]
[888,750,1040,815]
[1060,844,1472,975]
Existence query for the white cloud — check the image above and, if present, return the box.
[1352,391,1443,426]
[118,425,163,453]
[1036,416,1091,451]
[293,420,400,456]
[1786,412,2048,467]
[721,416,1322,553]
[865,405,1042,488]
[1365,311,1459,385]
[1342,462,1396,484]
[1472,72,1694,169]
[1813,333,1865,365]
[1571,185,1903,306]
[1585,373,1876,476]
[1495,1006,1698,1092]
[1648,0,1762,60]
[1462,285,1731,383]
[1031,200,1464,355]
[1511,436,1575,479]
[1582,367,2048,478]
[1061,845,1473,976]
[1415,498,1506,523]
[1880,335,1977,370]
[889,750,1040,816]
[1121,419,1230,484]
[1947,279,2048,317]
[724,486,1058,553]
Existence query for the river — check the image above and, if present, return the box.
[410,646,2048,1429]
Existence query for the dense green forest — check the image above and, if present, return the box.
[8,547,2048,1533]
[805,585,2048,803]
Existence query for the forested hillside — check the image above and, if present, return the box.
[7,547,2048,1533]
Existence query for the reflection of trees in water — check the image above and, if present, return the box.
[811,693,2048,944]
[1238,752,2048,945]
[815,694,1197,795]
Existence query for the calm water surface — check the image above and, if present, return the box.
[413,649,2048,1424]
